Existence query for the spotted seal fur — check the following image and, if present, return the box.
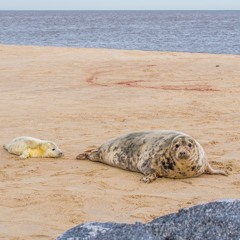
[76,130,227,183]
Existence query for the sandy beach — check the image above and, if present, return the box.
[0,44,240,239]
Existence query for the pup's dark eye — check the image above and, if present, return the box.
[52,148,55,151]
[175,144,180,149]
[188,143,192,148]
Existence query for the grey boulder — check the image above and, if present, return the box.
[57,199,240,240]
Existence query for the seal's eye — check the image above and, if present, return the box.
[175,144,180,149]
[188,143,192,148]
[52,148,55,151]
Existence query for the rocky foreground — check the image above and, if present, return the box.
[58,199,240,240]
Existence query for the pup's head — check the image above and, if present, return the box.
[42,141,63,158]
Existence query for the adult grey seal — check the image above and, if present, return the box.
[76,130,227,183]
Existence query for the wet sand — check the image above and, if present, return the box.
[0,44,240,239]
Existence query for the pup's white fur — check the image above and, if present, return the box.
[3,136,63,159]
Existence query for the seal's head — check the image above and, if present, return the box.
[171,135,197,160]
[42,142,63,158]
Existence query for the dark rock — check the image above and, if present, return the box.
[57,199,240,240]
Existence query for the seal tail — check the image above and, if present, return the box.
[76,147,99,161]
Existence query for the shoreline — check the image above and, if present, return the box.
[0,43,239,56]
[0,44,239,239]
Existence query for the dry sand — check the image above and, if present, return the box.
[0,44,240,239]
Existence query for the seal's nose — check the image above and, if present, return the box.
[179,151,187,158]
[58,152,64,157]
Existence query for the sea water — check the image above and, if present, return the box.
[0,10,240,54]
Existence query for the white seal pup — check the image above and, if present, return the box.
[76,130,227,183]
[3,136,63,159]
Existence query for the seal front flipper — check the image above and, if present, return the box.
[140,172,159,183]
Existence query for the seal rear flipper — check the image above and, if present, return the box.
[3,144,8,150]
[76,152,88,160]
[205,163,228,176]
[76,148,99,161]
